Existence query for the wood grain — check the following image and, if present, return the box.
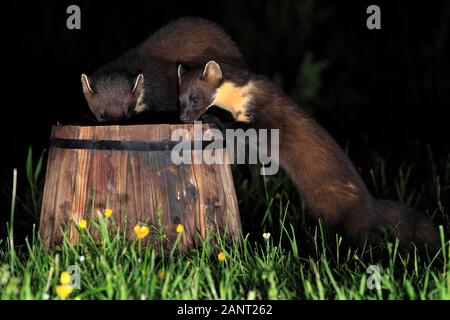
[39,124,241,251]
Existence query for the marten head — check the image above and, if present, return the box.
[177,61,222,123]
[81,72,145,122]
[178,61,253,123]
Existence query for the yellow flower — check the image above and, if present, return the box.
[218,252,226,262]
[55,284,73,298]
[133,225,150,239]
[79,219,87,229]
[176,224,184,234]
[60,271,71,285]
[157,270,166,280]
[104,208,113,218]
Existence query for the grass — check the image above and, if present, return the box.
[0,147,449,300]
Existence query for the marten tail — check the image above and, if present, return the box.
[375,200,440,252]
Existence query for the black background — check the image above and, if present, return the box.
[0,299,447,318]
[2,1,449,234]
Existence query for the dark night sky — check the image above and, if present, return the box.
[2,1,450,203]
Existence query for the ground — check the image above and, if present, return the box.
[0,150,449,300]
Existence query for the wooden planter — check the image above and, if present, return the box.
[39,124,241,251]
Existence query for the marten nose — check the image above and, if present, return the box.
[98,112,109,122]
[98,109,129,122]
[180,110,189,123]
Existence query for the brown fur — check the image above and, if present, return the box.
[83,17,246,122]
[178,61,440,251]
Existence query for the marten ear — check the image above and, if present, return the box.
[131,74,144,95]
[202,61,222,82]
[81,74,95,95]
[177,64,185,82]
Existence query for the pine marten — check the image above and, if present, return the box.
[81,17,245,122]
[177,61,440,251]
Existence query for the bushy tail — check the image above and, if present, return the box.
[375,200,440,252]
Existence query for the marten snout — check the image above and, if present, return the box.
[179,105,205,123]
[179,109,193,123]
[88,90,138,122]
[97,107,135,122]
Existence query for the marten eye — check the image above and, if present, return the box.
[190,95,200,103]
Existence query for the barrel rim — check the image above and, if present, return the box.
[50,138,225,151]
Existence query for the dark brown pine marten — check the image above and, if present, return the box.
[177,61,440,251]
[81,17,245,122]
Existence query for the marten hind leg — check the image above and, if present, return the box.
[311,195,379,247]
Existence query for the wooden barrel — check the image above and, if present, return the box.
[39,124,241,251]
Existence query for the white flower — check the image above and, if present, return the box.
[42,293,50,300]
[137,258,142,263]
[79,255,85,262]
[247,290,256,300]
[263,232,271,240]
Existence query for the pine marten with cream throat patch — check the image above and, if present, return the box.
[177,61,440,251]
[81,17,245,123]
